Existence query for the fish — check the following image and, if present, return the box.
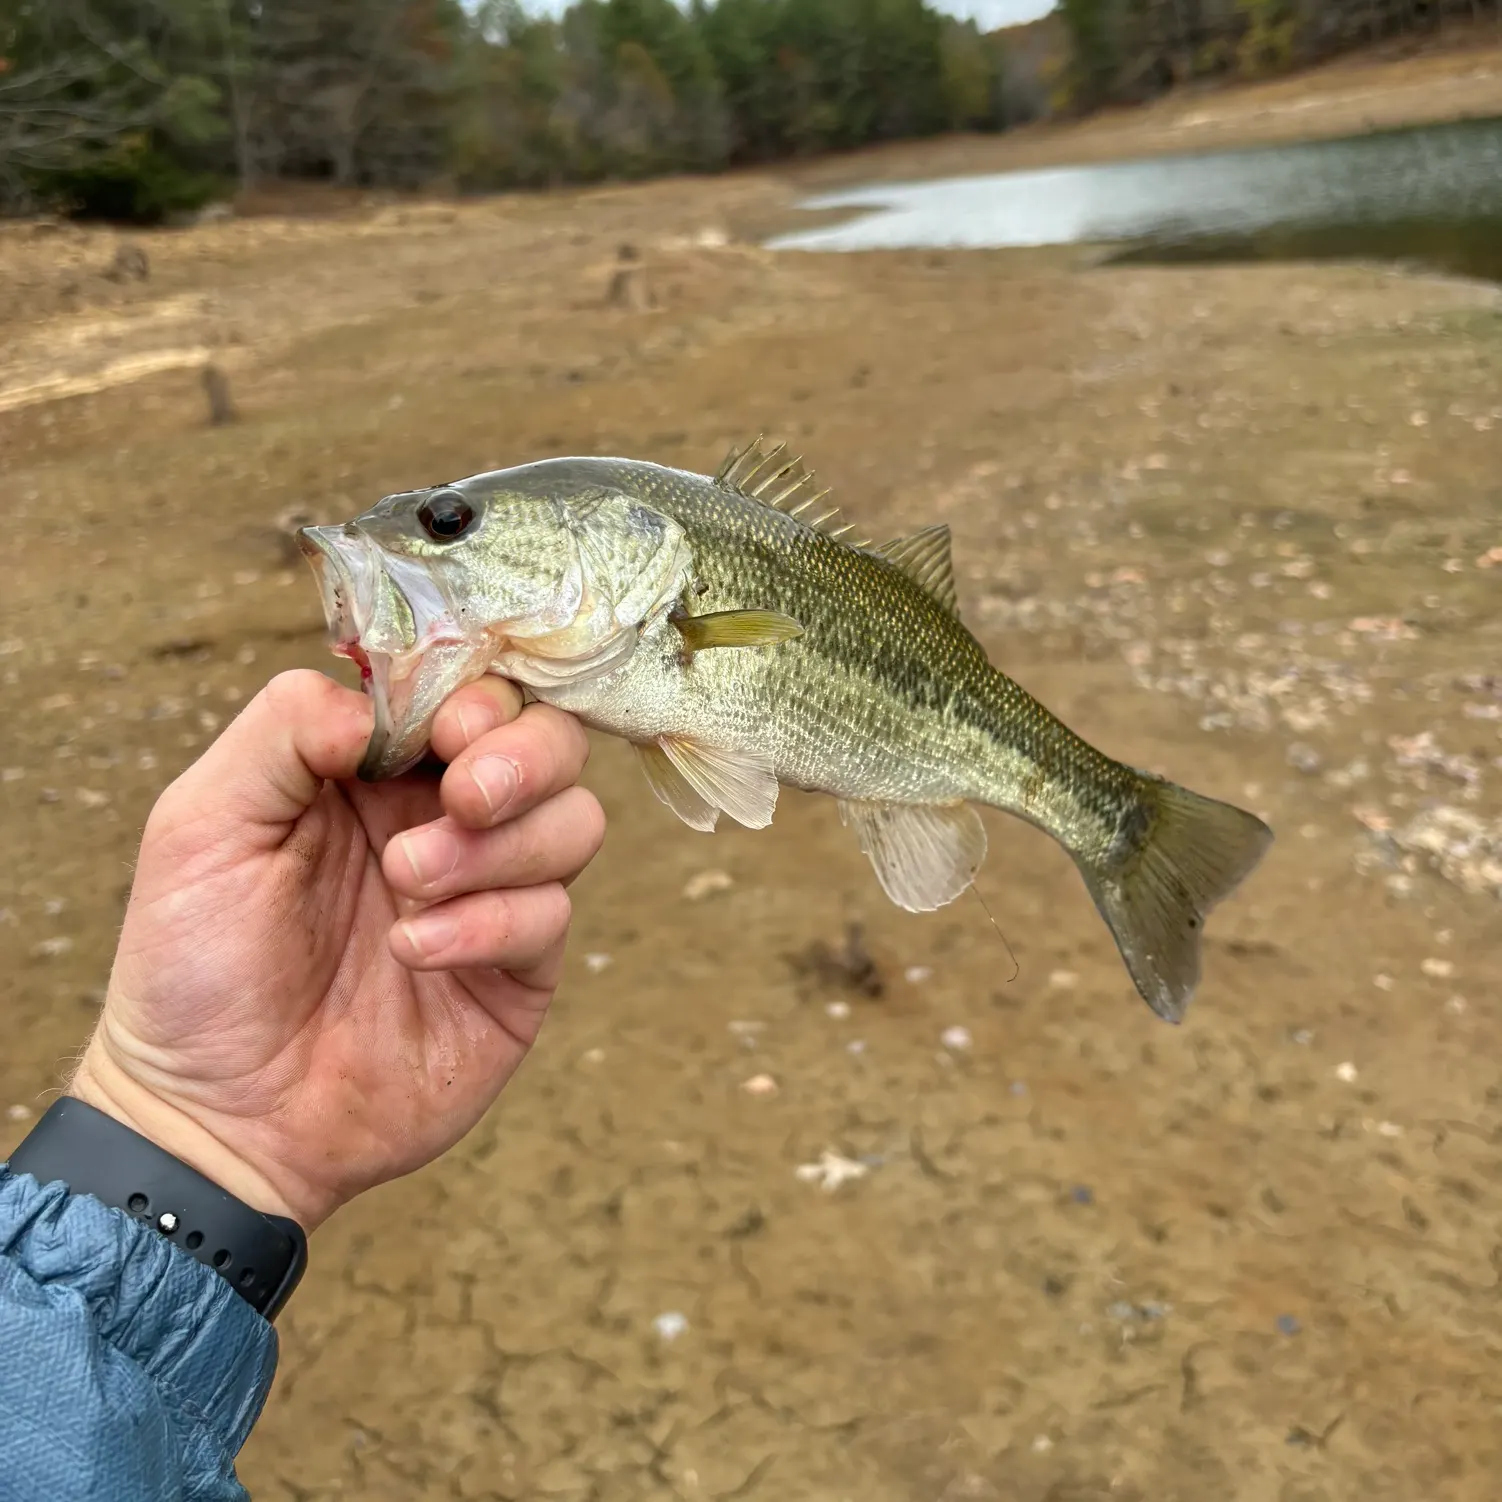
[297,436,1273,1022]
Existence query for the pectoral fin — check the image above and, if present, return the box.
[635,741,719,832]
[673,608,803,655]
[658,734,779,829]
[837,799,987,912]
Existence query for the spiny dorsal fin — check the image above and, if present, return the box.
[871,523,960,618]
[714,435,869,545]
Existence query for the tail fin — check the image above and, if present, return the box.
[1076,776,1274,1024]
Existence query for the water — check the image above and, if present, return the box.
[767,117,1502,282]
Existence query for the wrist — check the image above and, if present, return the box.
[68,1045,310,1228]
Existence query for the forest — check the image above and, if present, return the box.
[2,0,1497,221]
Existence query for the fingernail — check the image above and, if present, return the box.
[455,701,500,746]
[400,913,457,959]
[470,755,518,819]
[400,828,458,887]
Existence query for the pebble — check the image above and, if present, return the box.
[1276,1314,1302,1336]
[740,1073,778,1097]
[795,1150,869,1191]
[1047,969,1078,989]
[1,767,23,782]
[682,868,733,902]
[1286,742,1322,774]
[1335,1061,1359,1083]
[1446,995,1468,1015]
[583,952,612,973]
[904,965,932,984]
[940,1025,972,1052]
[1031,1435,1053,1454]
[846,1039,867,1056]
[1373,974,1394,991]
[652,1311,688,1342]
[824,1000,851,1020]
[6,1104,33,1123]
[1420,957,1454,979]
[579,1047,606,1065]
[31,937,72,958]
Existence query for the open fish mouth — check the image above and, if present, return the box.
[296,525,493,780]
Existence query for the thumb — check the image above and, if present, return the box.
[173,669,374,836]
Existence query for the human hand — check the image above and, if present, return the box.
[68,670,604,1230]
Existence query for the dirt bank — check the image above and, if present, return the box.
[3,58,1501,1502]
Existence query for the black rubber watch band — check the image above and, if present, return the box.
[7,1097,307,1321]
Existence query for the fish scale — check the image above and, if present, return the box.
[299,437,1274,1023]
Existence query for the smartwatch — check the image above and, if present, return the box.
[7,1097,307,1321]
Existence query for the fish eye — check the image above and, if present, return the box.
[417,490,475,541]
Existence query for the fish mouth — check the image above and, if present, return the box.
[296,525,491,780]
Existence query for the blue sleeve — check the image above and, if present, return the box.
[0,1167,279,1502]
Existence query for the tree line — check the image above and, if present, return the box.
[1055,0,1502,111]
[0,0,1015,219]
[2,0,1497,222]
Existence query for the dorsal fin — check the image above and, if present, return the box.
[871,524,960,618]
[714,435,870,546]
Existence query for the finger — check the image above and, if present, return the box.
[382,787,606,902]
[163,670,374,838]
[388,883,572,973]
[439,702,591,831]
[457,961,562,1049]
[430,677,524,764]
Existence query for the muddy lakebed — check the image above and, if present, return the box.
[2,101,1502,1501]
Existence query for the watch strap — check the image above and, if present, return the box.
[7,1096,307,1321]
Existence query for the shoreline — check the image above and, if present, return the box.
[780,31,1502,190]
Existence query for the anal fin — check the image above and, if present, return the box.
[635,741,719,832]
[838,799,987,912]
[658,735,779,830]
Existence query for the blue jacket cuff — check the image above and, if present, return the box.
[0,1166,278,1462]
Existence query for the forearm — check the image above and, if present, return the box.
[0,1168,277,1502]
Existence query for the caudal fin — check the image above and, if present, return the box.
[1076,776,1273,1024]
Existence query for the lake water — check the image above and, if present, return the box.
[767,117,1502,282]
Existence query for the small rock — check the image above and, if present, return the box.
[583,952,612,973]
[1276,1314,1301,1336]
[1,767,23,782]
[1047,969,1078,989]
[1446,995,1468,1015]
[940,1025,972,1052]
[1374,974,1394,991]
[741,1073,778,1097]
[1286,742,1322,774]
[32,937,73,958]
[1335,1061,1359,1083]
[904,964,932,984]
[1069,1185,1094,1205]
[683,868,733,901]
[795,1150,869,1191]
[1031,1435,1053,1453]
[825,1000,851,1020]
[6,1104,33,1123]
[1420,957,1454,979]
[580,1047,606,1065]
[653,1311,688,1341]
[846,1039,867,1056]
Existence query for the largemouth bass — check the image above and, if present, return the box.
[298,437,1273,1022]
